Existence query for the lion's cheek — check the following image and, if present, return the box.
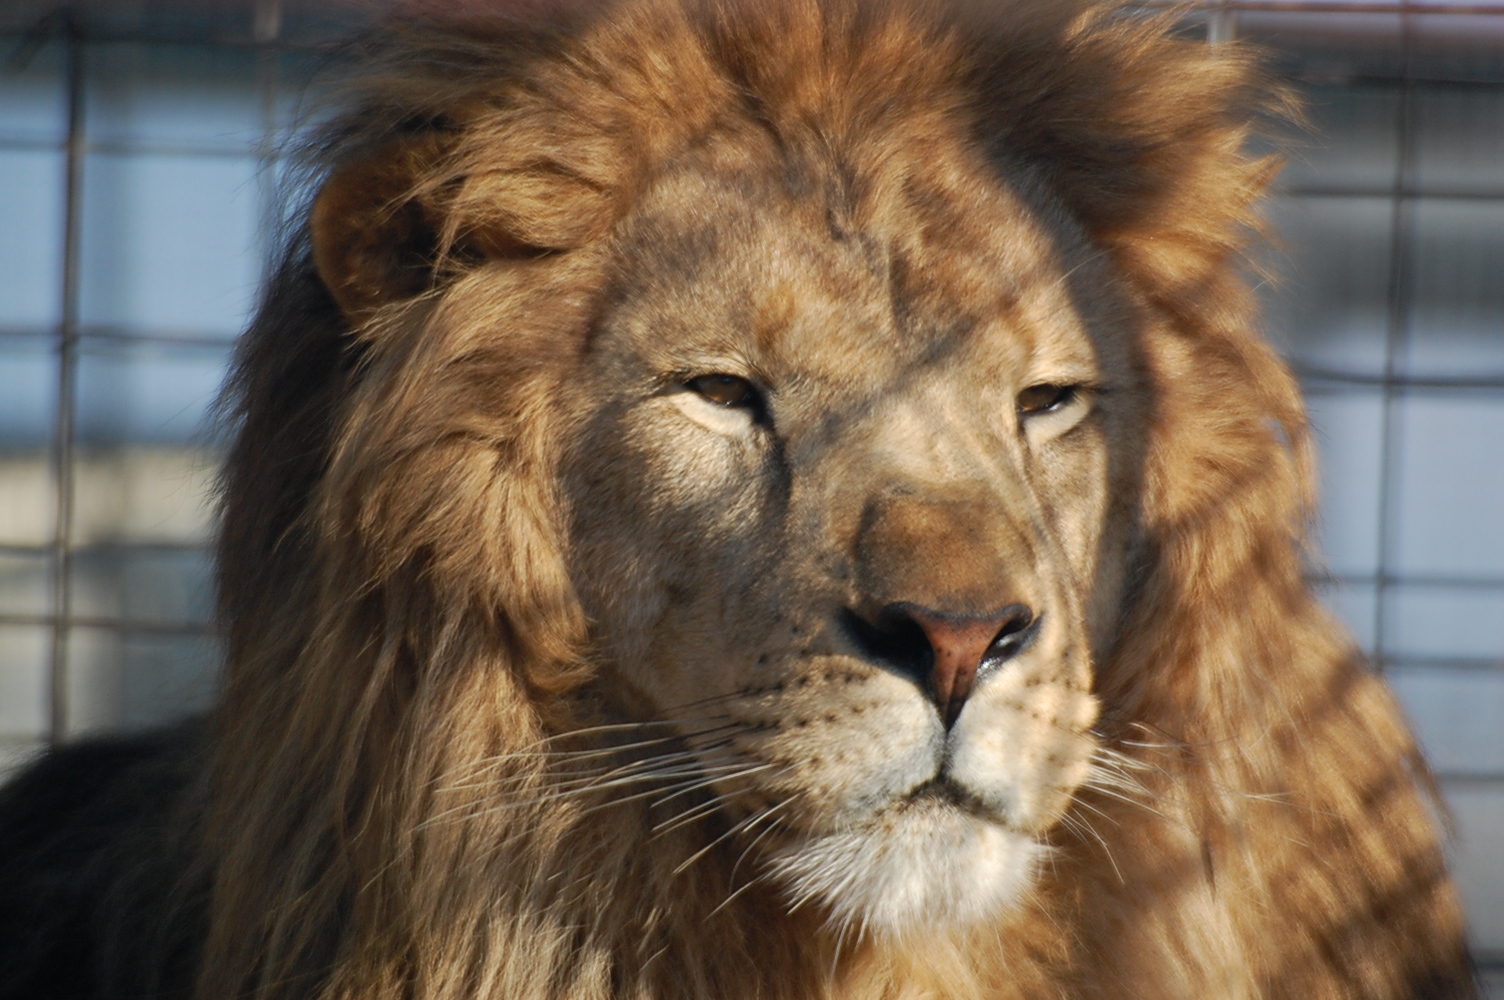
[947,678,1100,833]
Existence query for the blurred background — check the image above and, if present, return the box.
[0,0,1500,990]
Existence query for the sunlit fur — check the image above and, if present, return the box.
[174,2,1480,999]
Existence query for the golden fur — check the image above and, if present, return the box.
[195,1,1477,998]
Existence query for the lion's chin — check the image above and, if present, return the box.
[768,798,1043,941]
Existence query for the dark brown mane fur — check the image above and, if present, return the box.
[0,2,1476,999]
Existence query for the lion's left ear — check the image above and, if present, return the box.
[310,132,616,319]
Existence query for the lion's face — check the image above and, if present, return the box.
[554,143,1147,936]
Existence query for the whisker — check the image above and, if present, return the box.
[425,734,758,832]
[1083,757,1153,794]
[1066,812,1124,884]
[561,762,757,799]
[443,732,741,792]
[556,766,777,825]
[532,745,737,789]
[726,800,791,882]
[660,786,791,868]
[648,765,777,811]
[1081,779,1162,817]
[667,806,761,874]
[535,716,733,743]
[707,864,769,919]
[653,793,740,838]
[452,722,742,780]
[564,761,770,811]
[420,759,755,829]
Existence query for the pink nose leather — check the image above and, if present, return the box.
[904,609,1013,726]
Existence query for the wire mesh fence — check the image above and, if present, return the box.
[1,0,1501,989]
[1227,9,1504,987]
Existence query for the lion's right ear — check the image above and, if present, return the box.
[311,137,546,319]
[311,133,621,319]
[311,138,444,318]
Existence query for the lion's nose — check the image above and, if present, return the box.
[882,602,1037,726]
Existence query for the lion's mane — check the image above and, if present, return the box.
[0,2,1475,999]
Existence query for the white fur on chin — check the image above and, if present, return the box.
[770,802,1043,941]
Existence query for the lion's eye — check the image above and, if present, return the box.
[1016,384,1077,416]
[688,374,760,409]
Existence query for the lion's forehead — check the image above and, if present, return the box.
[606,147,1098,395]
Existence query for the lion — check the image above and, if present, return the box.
[0,1,1479,998]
